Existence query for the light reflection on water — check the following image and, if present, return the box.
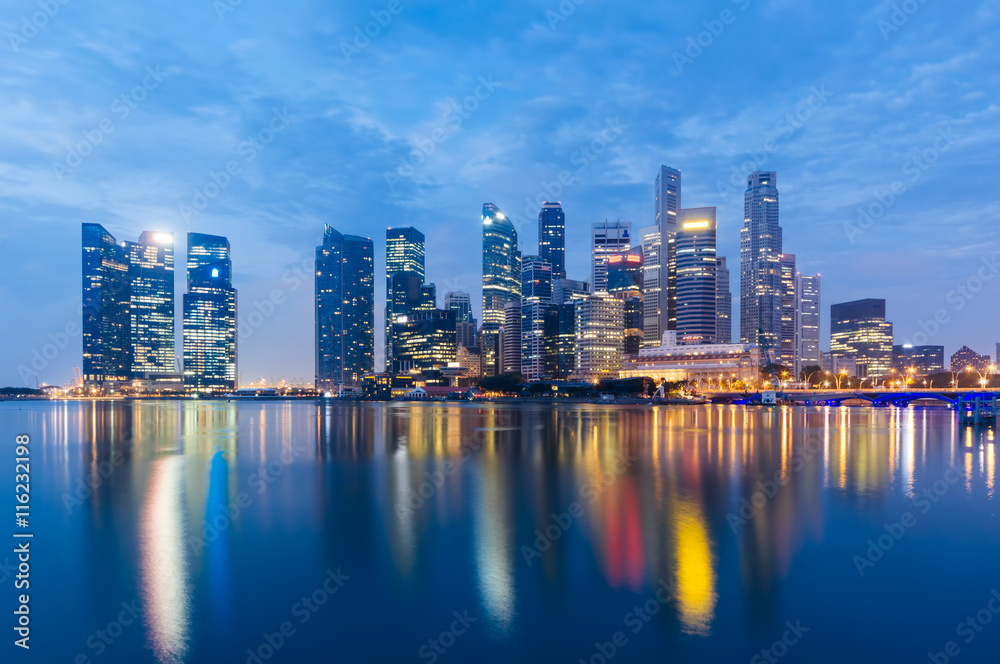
[4,400,1000,663]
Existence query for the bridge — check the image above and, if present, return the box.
[703,389,1000,409]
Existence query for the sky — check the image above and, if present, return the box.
[1,0,999,387]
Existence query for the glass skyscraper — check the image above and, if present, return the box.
[740,171,783,347]
[385,227,425,371]
[183,233,237,393]
[316,226,375,389]
[82,223,132,389]
[796,273,821,373]
[779,253,798,372]
[607,248,644,356]
[520,256,553,381]
[591,220,631,294]
[538,202,566,280]
[830,298,893,378]
[676,208,718,345]
[127,231,175,377]
[652,165,681,338]
[481,202,521,376]
[716,257,732,344]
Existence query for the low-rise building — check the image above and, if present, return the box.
[619,331,760,385]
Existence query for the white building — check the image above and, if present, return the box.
[619,331,761,385]
[574,295,624,380]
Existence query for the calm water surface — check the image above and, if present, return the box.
[2,400,999,663]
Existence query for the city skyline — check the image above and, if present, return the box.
[3,0,998,386]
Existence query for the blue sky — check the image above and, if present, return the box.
[2,0,999,386]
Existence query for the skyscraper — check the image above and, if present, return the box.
[316,226,375,390]
[520,257,553,381]
[607,248,644,356]
[716,257,732,344]
[391,309,457,373]
[654,166,681,336]
[830,298,893,378]
[445,291,477,350]
[675,208,718,345]
[82,223,132,389]
[591,220,631,294]
[501,301,522,376]
[126,232,175,377]
[482,203,521,376]
[385,227,425,370]
[574,295,624,380]
[740,171,783,348]
[183,233,237,393]
[796,274,821,373]
[779,254,798,372]
[538,202,566,280]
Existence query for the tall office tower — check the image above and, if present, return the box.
[482,203,522,376]
[607,248,644,356]
[830,298,893,378]
[574,295,624,380]
[544,303,577,380]
[445,291,477,350]
[639,224,663,347]
[716,257,732,344]
[538,202,566,279]
[591,220,631,294]
[796,274,821,374]
[740,171,783,348]
[385,227,426,371]
[391,309,457,373]
[126,232,175,377]
[654,166,681,335]
[892,344,944,375]
[316,226,375,390]
[501,300,522,375]
[82,223,132,389]
[183,233,237,393]
[520,257,553,381]
[778,254,798,372]
[675,208,718,345]
[553,277,589,304]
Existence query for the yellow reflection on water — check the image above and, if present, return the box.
[671,497,717,636]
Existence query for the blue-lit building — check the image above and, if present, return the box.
[538,202,566,280]
[316,226,375,390]
[183,233,237,393]
[82,223,132,389]
[481,203,521,376]
[385,227,426,371]
[127,231,175,377]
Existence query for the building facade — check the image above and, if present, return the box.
[675,208,718,345]
[538,202,566,280]
[607,248,644,356]
[830,298,893,378]
[574,295,624,380]
[655,166,681,338]
[716,257,732,344]
[778,254,798,372]
[316,226,375,389]
[520,257,553,381]
[391,309,457,373]
[591,220,631,294]
[620,331,761,386]
[482,203,522,376]
[385,227,426,370]
[950,346,991,373]
[183,233,237,393]
[740,171,783,349]
[127,231,176,377]
[892,344,944,375]
[81,223,133,389]
[796,274,821,374]
[501,300,522,375]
